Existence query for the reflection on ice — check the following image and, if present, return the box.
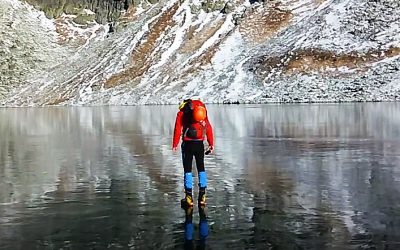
[1,103,400,249]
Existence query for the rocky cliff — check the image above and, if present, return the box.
[24,0,140,23]
[0,0,399,106]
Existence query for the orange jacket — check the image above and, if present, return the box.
[172,100,214,148]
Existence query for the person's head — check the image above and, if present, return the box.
[179,99,192,110]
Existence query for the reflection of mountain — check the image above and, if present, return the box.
[211,103,400,248]
[0,106,184,204]
[0,106,186,249]
[1,103,400,248]
[215,103,400,248]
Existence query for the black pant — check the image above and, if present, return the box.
[181,141,205,173]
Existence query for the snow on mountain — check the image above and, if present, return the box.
[0,0,399,106]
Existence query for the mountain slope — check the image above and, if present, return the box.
[1,0,399,106]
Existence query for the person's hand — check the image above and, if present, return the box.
[172,146,178,152]
[205,145,214,155]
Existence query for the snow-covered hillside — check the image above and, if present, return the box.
[1,0,399,106]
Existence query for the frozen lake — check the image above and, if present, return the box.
[1,103,400,249]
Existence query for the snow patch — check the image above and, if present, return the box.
[135,4,146,16]
[185,14,236,65]
[82,9,95,15]
[211,30,244,71]
[226,56,251,99]
[325,12,340,29]
[150,1,193,69]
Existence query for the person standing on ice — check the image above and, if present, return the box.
[172,99,214,207]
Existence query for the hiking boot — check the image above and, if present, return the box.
[181,193,194,208]
[198,190,206,206]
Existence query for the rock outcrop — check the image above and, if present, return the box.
[24,0,142,23]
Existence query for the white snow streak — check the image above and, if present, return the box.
[150,1,193,69]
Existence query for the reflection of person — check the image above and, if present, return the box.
[183,206,209,250]
[172,99,214,207]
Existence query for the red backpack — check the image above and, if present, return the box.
[179,99,207,140]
